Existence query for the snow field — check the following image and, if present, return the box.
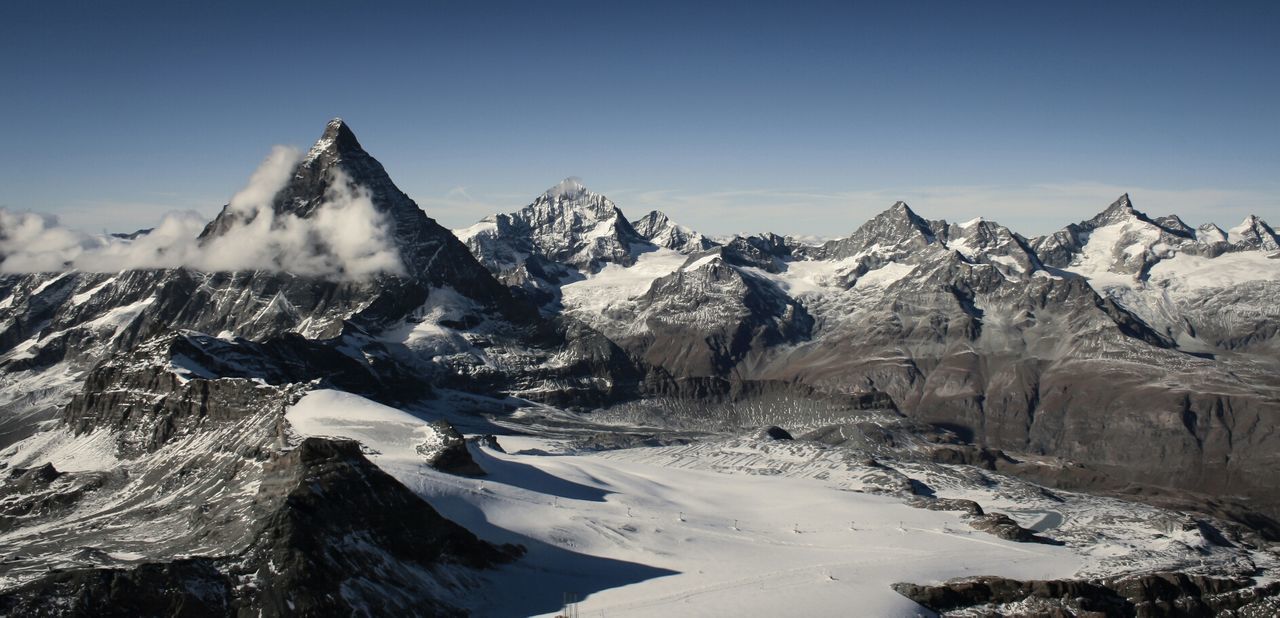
[287,391,1081,617]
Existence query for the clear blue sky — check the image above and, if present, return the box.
[1,1,1277,237]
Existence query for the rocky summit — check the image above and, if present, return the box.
[0,119,1278,616]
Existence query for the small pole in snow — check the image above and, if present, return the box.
[626,506,632,518]
[793,522,800,534]
[553,496,559,508]
[678,511,685,522]
[849,520,855,530]
[733,519,738,530]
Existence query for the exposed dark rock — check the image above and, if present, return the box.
[233,437,521,616]
[60,346,304,457]
[571,432,694,452]
[716,234,797,273]
[907,496,985,516]
[0,467,112,533]
[0,438,522,616]
[753,426,793,441]
[893,572,1280,617]
[927,444,1018,470]
[0,559,232,618]
[968,512,1063,545]
[467,434,505,453]
[418,420,486,476]
[6,463,61,491]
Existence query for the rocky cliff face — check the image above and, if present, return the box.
[0,314,514,614]
[231,437,521,616]
[0,436,519,617]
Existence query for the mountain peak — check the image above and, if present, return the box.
[306,118,365,161]
[1106,193,1134,214]
[817,200,937,259]
[875,201,926,226]
[1237,214,1264,228]
[543,177,589,200]
[1086,193,1144,226]
[1228,215,1279,249]
[1152,213,1195,238]
[631,210,715,253]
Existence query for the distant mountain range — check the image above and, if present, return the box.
[0,119,1276,614]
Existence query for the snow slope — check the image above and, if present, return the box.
[285,392,1089,617]
[558,248,691,332]
[1147,251,1280,289]
[431,436,1080,617]
[287,389,451,460]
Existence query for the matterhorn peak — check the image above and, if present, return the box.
[305,117,365,161]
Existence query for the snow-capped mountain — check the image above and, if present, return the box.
[0,118,1279,615]
[455,179,714,308]
[461,187,1280,534]
[1030,194,1280,356]
[630,209,717,253]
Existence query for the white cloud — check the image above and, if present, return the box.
[0,146,406,280]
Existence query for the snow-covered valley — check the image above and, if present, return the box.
[285,390,1274,617]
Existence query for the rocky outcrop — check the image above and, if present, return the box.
[967,512,1062,545]
[0,559,232,618]
[893,572,1280,617]
[907,496,985,516]
[0,438,522,617]
[59,339,306,457]
[753,426,794,441]
[232,437,520,616]
[417,420,486,476]
[0,464,111,533]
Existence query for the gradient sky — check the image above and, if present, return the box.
[2,1,1277,238]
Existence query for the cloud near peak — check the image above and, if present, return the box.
[0,146,406,280]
